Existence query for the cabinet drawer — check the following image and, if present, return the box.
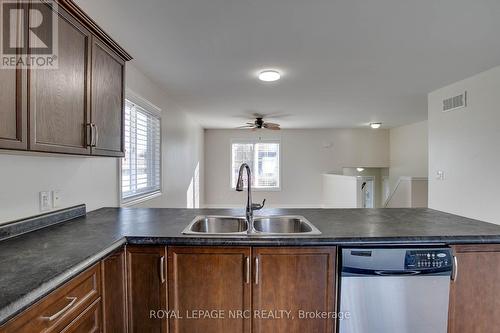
[1,264,101,333]
[59,299,101,333]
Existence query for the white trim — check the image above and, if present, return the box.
[229,138,282,191]
[121,191,162,207]
[125,88,162,116]
[119,92,163,206]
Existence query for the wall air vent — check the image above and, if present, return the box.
[443,91,467,112]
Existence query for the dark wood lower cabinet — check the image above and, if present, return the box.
[126,246,167,333]
[448,244,500,333]
[168,247,252,333]
[252,247,337,333]
[101,248,128,333]
[19,243,500,333]
[0,264,101,333]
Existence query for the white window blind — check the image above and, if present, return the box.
[121,99,161,201]
[231,142,280,189]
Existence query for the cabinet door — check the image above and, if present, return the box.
[28,3,91,154]
[0,68,25,150]
[253,247,336,333]
[448,244,500,333]
[91,38,125,157]
[126,246,167,333]
[0,0,28,150]
[102,248,128,333]
[0,0,26,150]
[168,247,251,333]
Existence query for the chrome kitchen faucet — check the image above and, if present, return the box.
[235,163,266,233]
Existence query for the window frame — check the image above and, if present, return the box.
[229,138,282,192]
[119,89,163,206]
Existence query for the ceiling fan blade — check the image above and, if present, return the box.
[263,123,281,130]
[236,125,255,129]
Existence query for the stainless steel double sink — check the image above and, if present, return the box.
[182,215,322,237]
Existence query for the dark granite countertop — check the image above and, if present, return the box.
[1,207,500,324]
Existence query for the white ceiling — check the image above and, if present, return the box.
[76,0,500,129]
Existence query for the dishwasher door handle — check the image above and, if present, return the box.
[374,270,421,276]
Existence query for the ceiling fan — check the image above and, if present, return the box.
[238,117,281,130]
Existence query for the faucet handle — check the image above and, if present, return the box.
[252,199,266,211]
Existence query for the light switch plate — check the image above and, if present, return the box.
[39,191,51,211]
[52,190,61,208]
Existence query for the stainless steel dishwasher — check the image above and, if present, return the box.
[339,247,455,333]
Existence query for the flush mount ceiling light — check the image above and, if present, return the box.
[258,70,281,82]
[370,123,382,129]
[357,168,365,172]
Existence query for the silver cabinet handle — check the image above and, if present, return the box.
[86,123,93,147]
[89,123,97,147]
[255,257,259,285]
[245,257,250,284]
[94,124,99,147]
[452,255,458,281]
[90,123,98,147]
[160,256,165,283]
[40,297,77,321]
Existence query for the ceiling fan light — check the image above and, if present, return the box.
[258,70,281,82]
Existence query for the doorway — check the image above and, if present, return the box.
[359,176,374,208]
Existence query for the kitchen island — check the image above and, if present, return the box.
[1,206,500,332]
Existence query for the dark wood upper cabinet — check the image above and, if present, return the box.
[0,1,26,151]
[126,246,167,333]
[168,247,252,333]
[448,244,500,333]
[0,65,26,151]
[29,3,91,155]
[252,247,337,333]
[102,248,128,333]
[90,39,125,157]
[0,0,131,157]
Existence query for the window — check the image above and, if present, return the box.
[121,97,161,203]
[231,141,280,189]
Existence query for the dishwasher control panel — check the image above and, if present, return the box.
[405,249,452,270]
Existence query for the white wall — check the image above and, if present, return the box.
[125,64,204,209]
[429,66,500,224]
[389,120,428,190]
[204,129,389,207]
[0,63,203,224]
[322,174,358,208]
[0,153,118,224]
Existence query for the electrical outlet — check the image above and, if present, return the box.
[52,190,61,208]
[436,171,445,181]
[39,191,51,211]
